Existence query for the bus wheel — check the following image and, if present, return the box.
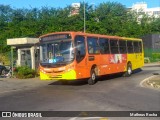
[124,63,132,77]
[88,69,96,85]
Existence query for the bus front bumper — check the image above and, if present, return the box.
[40,70,76,80]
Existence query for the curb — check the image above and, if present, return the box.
[140,75,160,91]
[144,62,160,67]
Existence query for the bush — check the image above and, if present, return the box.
[144,57,150,63]
[14,66,37,79]
[152,53,160,62]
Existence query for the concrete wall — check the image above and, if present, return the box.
[142,34,152,49]
[7,38,39,46]
[152,34,160,50]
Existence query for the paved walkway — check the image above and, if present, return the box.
[142,62,160,90]
[144,62,160,67]
[0,77,53,95]
[141,75,160,90]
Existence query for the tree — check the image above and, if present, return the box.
[150,18,160,33]
[0,2,160,56]
[94,2,128,35]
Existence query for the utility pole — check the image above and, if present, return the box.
[11,47,16,77]
[83,0,86,33]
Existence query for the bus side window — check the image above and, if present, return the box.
[99,38,110,54]
[110,39,119,54]
[87,37,99,54]
[127,41,134,53]
[139,41,142,52]
[75,36,86,63]
[133,41,139,53]
[119,40,127,54]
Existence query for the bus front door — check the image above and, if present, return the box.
[75,36,88,79]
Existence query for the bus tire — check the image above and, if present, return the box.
[88,69,96,85]
[123,63,132,77]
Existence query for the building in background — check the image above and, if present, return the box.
[130,2,160,23]
[142,34,160,50]
[69,3,81,16]
[142,34,160,62]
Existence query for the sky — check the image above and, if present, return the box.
[0,0,160,9]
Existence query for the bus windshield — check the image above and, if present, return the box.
[40,40,74,65]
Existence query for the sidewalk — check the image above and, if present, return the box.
[142,62,160,90]
[0,77,53,95]
[147,75,160,88]
[142,75,160,90]
[144,62,160,67]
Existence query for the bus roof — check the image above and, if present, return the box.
[39,31,142,41]
[121,37,142,41]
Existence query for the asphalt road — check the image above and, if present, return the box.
[0,64,160,120]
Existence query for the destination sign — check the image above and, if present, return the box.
[40,34,71,42]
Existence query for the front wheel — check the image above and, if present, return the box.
[88,69,96,85]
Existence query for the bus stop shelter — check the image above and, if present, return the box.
[7,38,39,70]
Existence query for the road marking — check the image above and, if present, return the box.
[69,117,109,120]
[0,89,19,94]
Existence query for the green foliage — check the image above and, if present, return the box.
[152,53,160,62]
[14,66,37,79]
[150,18,160,33]
[0,2,160,56]
[144,58,150,63]
[144,48,160,62]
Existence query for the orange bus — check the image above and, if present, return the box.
[39,32,144,85]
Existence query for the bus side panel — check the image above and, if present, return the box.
[99,54,110,75]
[108,54,127,74]
[86,54,101,77]
[99,54,127,75]
[127,54,135,69]
[75,57,90,79]
[134,52,144,69]
[127,53,144,70]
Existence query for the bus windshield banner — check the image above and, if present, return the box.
[40,34,71,42]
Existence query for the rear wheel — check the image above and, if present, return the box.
[88,69,96,85]
[123,63,132,77]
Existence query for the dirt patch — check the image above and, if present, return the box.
[144,75,160,90]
